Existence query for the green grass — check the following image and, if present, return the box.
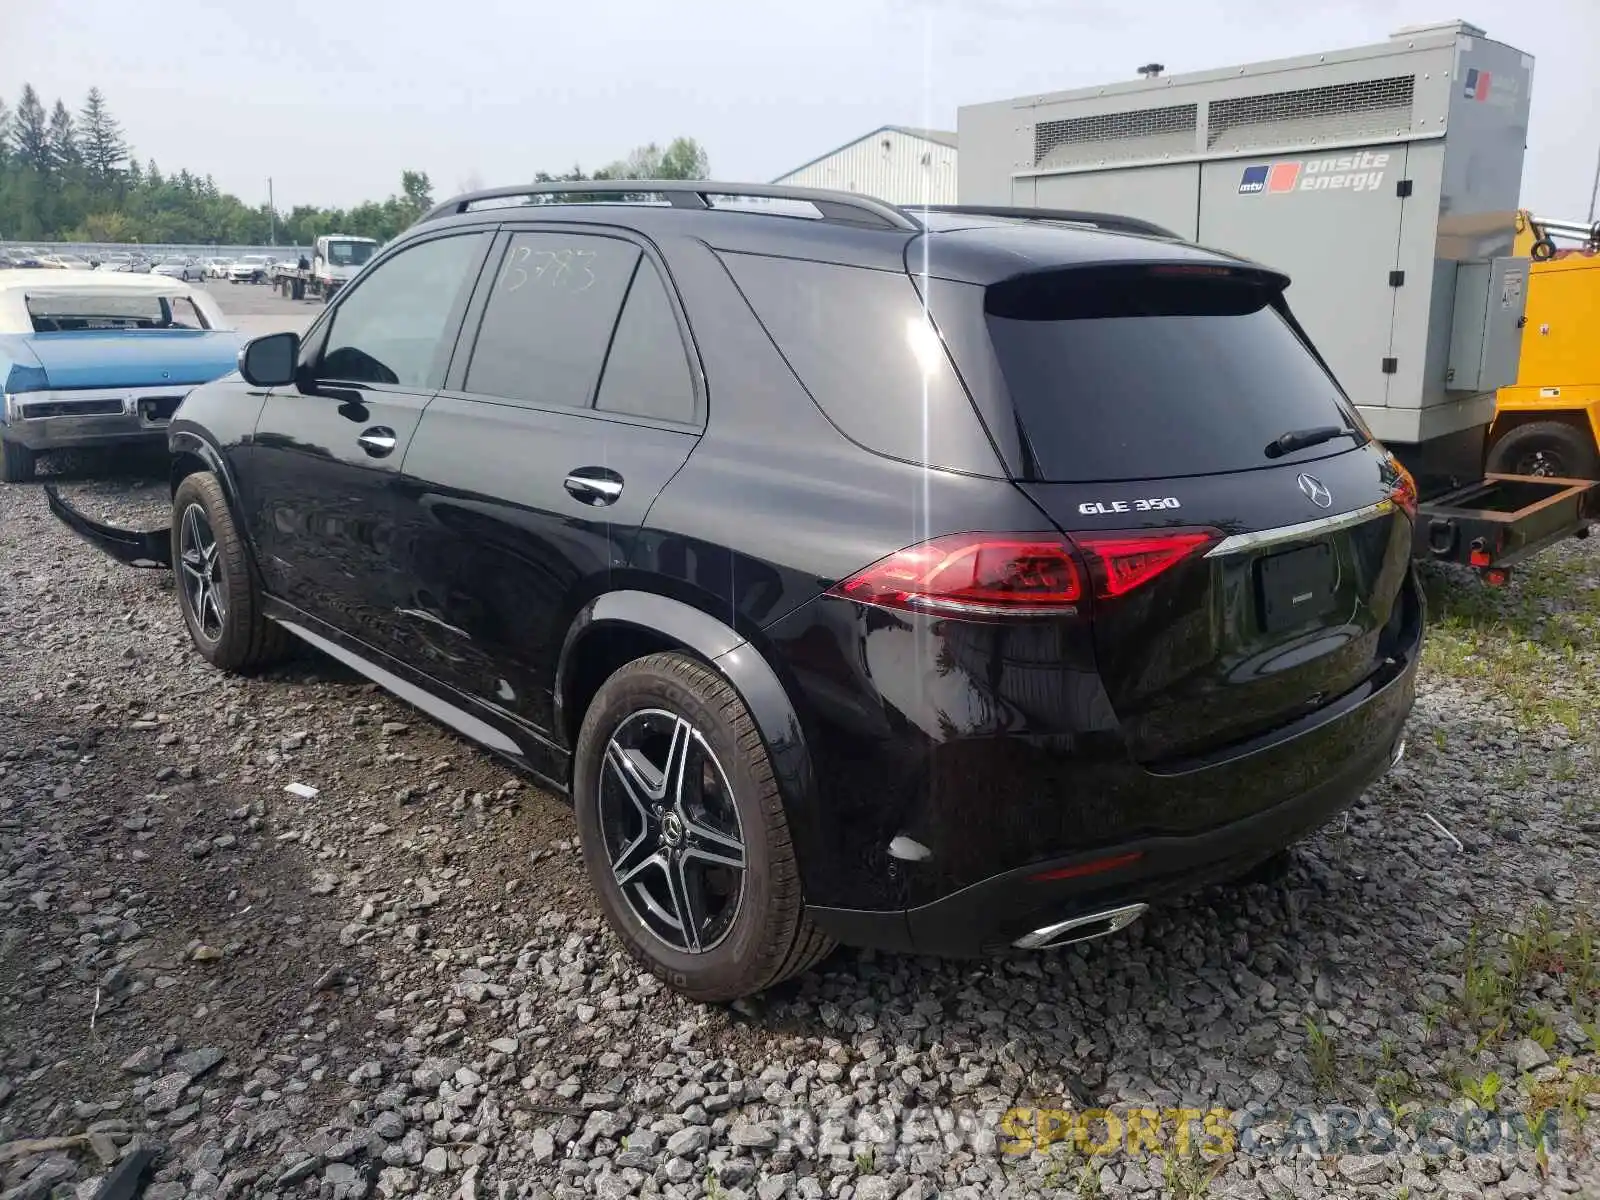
[1448,907,1600,1049]
[1418,556,1600,738]
[1304,1017,1339,1095]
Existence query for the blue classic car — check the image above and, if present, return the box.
[0,270,245,481]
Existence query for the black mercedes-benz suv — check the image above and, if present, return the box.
[48,182,1424,1002]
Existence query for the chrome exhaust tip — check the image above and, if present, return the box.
[1390,737,1406,768]
[1012,902,1148,951]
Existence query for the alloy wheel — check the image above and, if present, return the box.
[178,502,227,640]
[598,708,747,954]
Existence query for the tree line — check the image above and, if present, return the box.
[0,83,710,246]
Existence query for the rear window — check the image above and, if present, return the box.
[983,267,1362,481]
[27,292,211,332]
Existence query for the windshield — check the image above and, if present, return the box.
[326,240,377,266]
[27,292,212,331]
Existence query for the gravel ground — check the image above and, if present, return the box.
[1,453,1597,1200]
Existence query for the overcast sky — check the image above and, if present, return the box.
[6,0,1596,216]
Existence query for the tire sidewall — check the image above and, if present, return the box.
[171,473,254,667]
[1488,423,1599,479]
[573,658,781,997]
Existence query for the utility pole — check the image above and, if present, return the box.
[268,177,276,246]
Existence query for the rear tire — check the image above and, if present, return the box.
[1486,420,1599,480]
[1,441,35,483]
[573,651,834,1002]
[171,472,291,672]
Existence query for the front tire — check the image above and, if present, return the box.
[1,441,36,483]
[171,472,290,672]
[573,652,834,1002]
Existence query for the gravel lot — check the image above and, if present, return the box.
[1,296,1596,1200]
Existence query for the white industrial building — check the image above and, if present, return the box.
[774,125,958,205]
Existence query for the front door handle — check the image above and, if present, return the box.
[357,426,397,457]
[564,468,624,506]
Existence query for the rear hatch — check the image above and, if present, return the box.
[944,261,1416,764]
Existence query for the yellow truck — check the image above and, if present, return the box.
[1487,211,1600,479]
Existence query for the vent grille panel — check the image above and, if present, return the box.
[1034,104,1197,169]
[1207,76,1416,151]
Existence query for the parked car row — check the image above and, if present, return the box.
[28,181,1425,1004]
[0,249,299,283]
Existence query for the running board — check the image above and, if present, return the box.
[273,618,525,758]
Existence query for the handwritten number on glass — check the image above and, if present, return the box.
[499,246,597,294]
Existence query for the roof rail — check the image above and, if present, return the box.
[419,180,924,231]
[918,205,1180,240]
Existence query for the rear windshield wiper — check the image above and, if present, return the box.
[1264,424,1364,459]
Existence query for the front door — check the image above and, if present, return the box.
[236,229,493,653]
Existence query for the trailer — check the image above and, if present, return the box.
[272,234,380,302]
[957,19,1598,580]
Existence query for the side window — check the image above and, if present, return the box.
[463,232,639,407]
[594,259,697,424]
[721,252,1000,476]
[319,233,489,389]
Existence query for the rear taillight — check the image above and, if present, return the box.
[829,534,1083,617]
[828,530,1216,618]
[1388,457,1419,519]
[1075,532,1216,598]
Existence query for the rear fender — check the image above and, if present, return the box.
[555,589,820,866]
[43,485,171,569]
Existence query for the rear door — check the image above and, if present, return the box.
[395,227,703,736]
[935,263,1415,764]
[236,229,493,648]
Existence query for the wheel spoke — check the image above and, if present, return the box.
[682,817,746,870]
[605,741,655,822]
[202,587,223,632]
[665,851,702,953]
[614,841,664,887]
[661,717,692,807]
[182,505,205,561]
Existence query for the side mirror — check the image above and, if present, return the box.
[238,331,301,388]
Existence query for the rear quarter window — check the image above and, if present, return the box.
[720,252,1001,476]
[982,267,1363,482]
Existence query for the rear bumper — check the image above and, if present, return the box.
[1,392,181,452]
[804,578,1423,957]
[809,710,1410,957]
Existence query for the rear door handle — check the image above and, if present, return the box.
[357,426,397,457]
[564,468,624,506]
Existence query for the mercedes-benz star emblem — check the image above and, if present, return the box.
[1297,473,1333,509]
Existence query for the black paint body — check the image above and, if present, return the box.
[63,201,1424,956]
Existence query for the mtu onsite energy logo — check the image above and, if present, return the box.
[1239,151,1391,196]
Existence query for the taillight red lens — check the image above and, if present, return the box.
[829,529,1217,617]
[1388,457,1419,519]
[1075,532,1217,598]
[829,534,1083,617]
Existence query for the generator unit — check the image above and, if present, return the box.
[960,22,1535,468]
[958,20,1598,575]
